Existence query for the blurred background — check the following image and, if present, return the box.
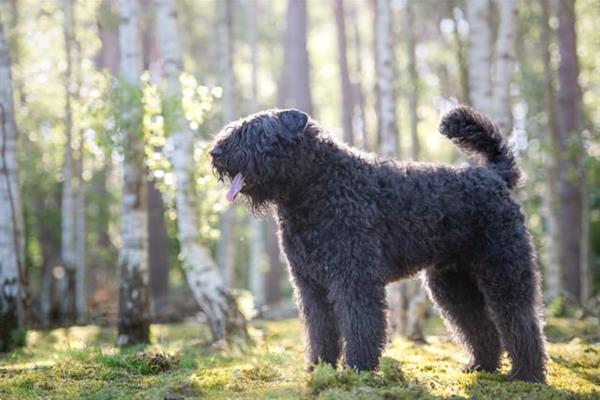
[0,0,598,348]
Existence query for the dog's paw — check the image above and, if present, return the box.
[461,361,498,373]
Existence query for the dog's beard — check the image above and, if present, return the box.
[242,185,273,217]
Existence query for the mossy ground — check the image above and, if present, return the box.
[0,317,598,399]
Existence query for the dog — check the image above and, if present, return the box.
[210,106,547,382]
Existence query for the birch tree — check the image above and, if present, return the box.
[466,0,492,115]
[116,0,150,346]
[59,0,77,324]
[375,0,397,156]
[405,0,419,161]
[334,0,354,145]
[374,0,403,336]
[154,0,247,340]
[492,0,518,135]
[402,0,428,341]
[556,0,588,304]
[216,0,236,288]
[72,0,86,324]
[0,16,25,351]
[539,0,563,300]
[347,0,366,148]
[247,0,266,309]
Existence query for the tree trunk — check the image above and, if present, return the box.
[405,0,419,161]
[116,0,150,346]
[265,215,283,306]
[374,0,398,157]
[74,155,86,324]
[147,180,169,315]
[96,0,120,75]
[59,0,77,325]
[466,0,492,114]
[374,0,402,336]
[401,0,427,342]
[280,0,313,114]
[347,0,366,149]
[154,0,247,340]
[539,0,563,301]
[247,0,266,309]
[556,0,586,304]
[492,0,518,135]
[216,0,237,288]
[333,0,354,145]
[449,1,470,104]
[0,17,25,351]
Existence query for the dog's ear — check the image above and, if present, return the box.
[278,109,309,135]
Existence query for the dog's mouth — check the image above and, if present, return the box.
[226,172,245,203]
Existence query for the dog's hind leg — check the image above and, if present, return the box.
[424,266,502,373]
[477,230,547,383]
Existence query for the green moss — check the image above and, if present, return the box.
[0,318,598,399]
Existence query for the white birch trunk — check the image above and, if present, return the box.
[74,156,86,323]
[405,0,419,161]
[466,0,492,114]
[0,18,25,350]
[216,0,237,288]
[247,0,266,309]
[375,0,397,157]
[401,1,428,341]
[155,0,247,340]
[375,0,403,336]
[492,0,518,135]
[116,0,150,346]
[60,0,77,324]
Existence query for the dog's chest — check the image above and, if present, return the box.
[279,221,332,284]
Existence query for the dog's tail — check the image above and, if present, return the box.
[439,105,521,189]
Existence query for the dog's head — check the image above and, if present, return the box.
[210,108,312,212]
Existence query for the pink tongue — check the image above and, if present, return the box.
[226,173,245,203]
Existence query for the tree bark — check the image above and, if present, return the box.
[216,0,237,288]
[265,215,283,306]
[116,0,150,346]
[333,0,354,145]
[0,17,25,351]
[492,0,518,135]
[466,0,492,114]
[59,0,77,325]
[154,0,247,340]
[247,0,266,309]
[147,179,169,314]
[374,0,398,157]
[401,0,427,342]
[539,0,563,301]
[449,1,470,104]
[347,0,366,149]
[556,0,586,304]
[374,0,403,336]
[405,0,419,161]
[280,0,313,114]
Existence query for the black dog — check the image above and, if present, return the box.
[210,106,547,383]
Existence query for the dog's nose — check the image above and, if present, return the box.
[210,147,223,158]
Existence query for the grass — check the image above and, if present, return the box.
[0,317,598,399]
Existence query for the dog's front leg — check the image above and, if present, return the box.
[292,273,341,368]
[331,281,387,371]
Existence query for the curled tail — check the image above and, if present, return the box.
[439,105,521,189]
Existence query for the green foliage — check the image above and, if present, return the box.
[95,350,179,375]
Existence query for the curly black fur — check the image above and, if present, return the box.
[211,106,547,383]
